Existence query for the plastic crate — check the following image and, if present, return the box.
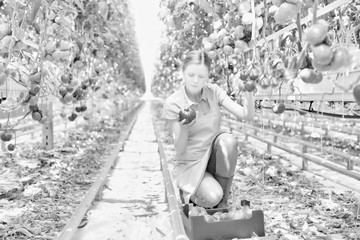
[182,204,265,240]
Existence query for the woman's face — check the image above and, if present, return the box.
[183,63,209,95]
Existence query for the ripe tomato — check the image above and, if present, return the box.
[7,144,15,151]
[260,77,271,89]
[223,36,232,45]
[298,68,322,84]
[234,25,245,39]
[244,81,256,92]
[32,111,42,121]
[272,102,286,114]
[311,59,332,72]
[268,5,279,16]
[203,42,214,51]
[207,50,217,60]
[271,0,282,7]
[274,2,299,25]
[305,23,328,46]
[249,68,260,81]
[299,68,315,83]
[223,45,234,55]
[312,44,334,66]
[179,108,196,124]
[0,23,11,39]
[239,70,249,81]
[313,70,323,84]
[329,46,351,71]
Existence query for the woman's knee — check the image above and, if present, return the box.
[215,133,238,169]
[192,172,223,207]
[216,133,237,152]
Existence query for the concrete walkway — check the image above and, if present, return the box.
[73,101,173,240]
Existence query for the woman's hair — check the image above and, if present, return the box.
[181,50,211,71]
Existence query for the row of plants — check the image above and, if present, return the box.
[152,0,360,115]
[0,0,145,149]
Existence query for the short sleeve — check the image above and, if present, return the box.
[211,84,228,106]
[161,98,180,121]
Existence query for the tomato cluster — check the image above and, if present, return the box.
[0,131,15,151]
[189,204,253,222]
[306,20,352,72]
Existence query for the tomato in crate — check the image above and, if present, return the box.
[182,201,265,240]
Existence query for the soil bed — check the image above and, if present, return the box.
[0,108,139,240]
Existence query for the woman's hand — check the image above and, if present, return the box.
[222,91,255,121]
[178,117,196,129]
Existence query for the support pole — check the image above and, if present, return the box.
[302,145,308,170]
[42,102,54,150]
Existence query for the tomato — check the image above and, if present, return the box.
[0,23,11,39]
[329,46,351,71]
[271,0,283,7]
[29,96,38,106]
[239,70,249,80]
[286,0,300,4]
[61,74,71,84]
[249,68,260,80]
[304,0,314,8]
[203,42,214,51]
[272,102,286,114]
[30,85,41,95]
[223,36,232,45]
[223,45,234,55]
[179,108,196,124]
[353,85,360,103]
[242,12,254,25]
[234,40,249,51]
[274,125,283,133]
[268,5,279,16]
[299,68,314,83]
[63,93,73,103]
[45,40,57,54]
[231,210,246,220]
[239,0,251,14]
[219,213,230,220]
[60,40,71,51]
[274,2,299,25]
[313,70,323,84]
[311,59,333,72]
[244,81,256,92]
[305,24,328,46]
[32,111,42,121]
[68,113,77,121]
[7,144,15,151]
[204,214,215,222]
[312,44,334,66]
[28,72,41,84]
[234,25,245,39]
[207,50,217,60]
[0,132,12,142]
[260,77,271,89]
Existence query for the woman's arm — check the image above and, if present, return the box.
[169,119,191,155]
[221,91,255,121]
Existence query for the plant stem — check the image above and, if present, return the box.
[312,0,318,24]
[296,13,303,51]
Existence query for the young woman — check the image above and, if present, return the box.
[162,50,255,208]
